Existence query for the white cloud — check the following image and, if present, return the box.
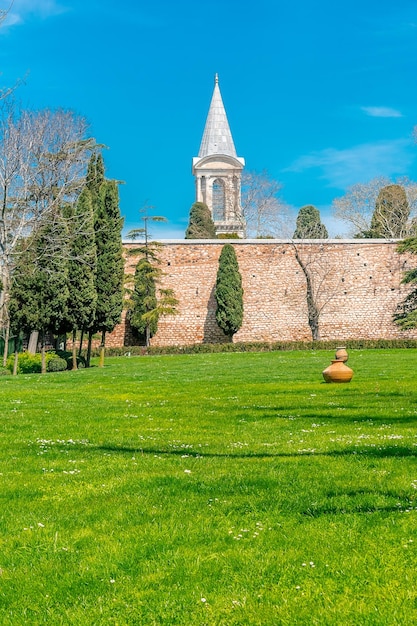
[361,106,403,118]
[2,0,68,29]
[285,139,415,189]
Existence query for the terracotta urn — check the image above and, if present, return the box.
[335,346,348,362]
[322,359,354,383]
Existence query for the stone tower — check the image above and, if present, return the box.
[192,75,246,237]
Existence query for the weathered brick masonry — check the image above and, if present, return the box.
[106,240,417,347]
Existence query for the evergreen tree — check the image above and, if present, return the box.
[127,211,178,347]
[9,215,70,373]
[84,154,124,367]
[293,205,328,239]
[366,184,410,238]
[66,187,97,369]
[393,237,417,329]
[93,180,124,366]
[129,258,159,346]
[215,244,243,338]
[86,153,105,200]
[185,202,216,239]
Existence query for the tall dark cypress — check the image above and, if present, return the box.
[93,179,124,366]
[84,155,124,367]
[67,187,97,369]
[9,215,69,373]
[215,244,244,338]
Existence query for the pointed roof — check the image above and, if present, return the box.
[198,74,238,158]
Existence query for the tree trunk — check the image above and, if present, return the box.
[78,329,84,357]
[13,336,18,376]
[294,245,321,342]
[41,333,46,374]
[99,331,105,368]
[145,324,150,348]
[2,320,9,366]
[86,330,93,368]
[72,329,78,370]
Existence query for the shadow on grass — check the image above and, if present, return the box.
[302,488,415,517]
[240,408,417,425]
[301,503,414,516]
[94,444,417,459]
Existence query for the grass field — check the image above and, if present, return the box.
[1,349,417,625]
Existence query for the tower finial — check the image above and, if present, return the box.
[215,73,219,85]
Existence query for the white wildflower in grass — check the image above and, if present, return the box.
[200,597,207,603]
[37,522,45,528]
[110,579,115,584]
[184,469,191,474]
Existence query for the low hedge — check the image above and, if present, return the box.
[91,338,417,358]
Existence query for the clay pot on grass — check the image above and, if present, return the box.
[322,359,353,383]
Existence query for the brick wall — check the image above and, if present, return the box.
[105,239,417,347]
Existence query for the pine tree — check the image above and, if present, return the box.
[129,258,159,346]
[67,187,97,369]
[215,244,243,338]
[127,211,178,347]
[185,202,216,239]
[293,205,328,239]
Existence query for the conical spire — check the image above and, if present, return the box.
[198,74,237,158]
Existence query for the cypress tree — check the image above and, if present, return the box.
[9,215,70,373]
[293,205,328,239]
[185,202,216,238]
[215,244,243,338]
[393,237,417,329]
[368,184,410,238]
[84,155,124,367]
[93,180,124,366]
[67,187,97,369]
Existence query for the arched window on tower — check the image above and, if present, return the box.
[212,179,225,221]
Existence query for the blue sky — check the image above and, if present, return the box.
[1,0,417,238]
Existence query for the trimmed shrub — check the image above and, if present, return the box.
[5,351,77,374]
[7,352,42,374]
[56,350,86,370]
[47,357,68,372]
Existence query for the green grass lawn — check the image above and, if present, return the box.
[1,349,417,625]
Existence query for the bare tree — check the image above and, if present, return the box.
[332,176,417,238]
[241,170,293,238]
[0,100,95,363]
[292,241,339,341]
[0,3,9,28]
